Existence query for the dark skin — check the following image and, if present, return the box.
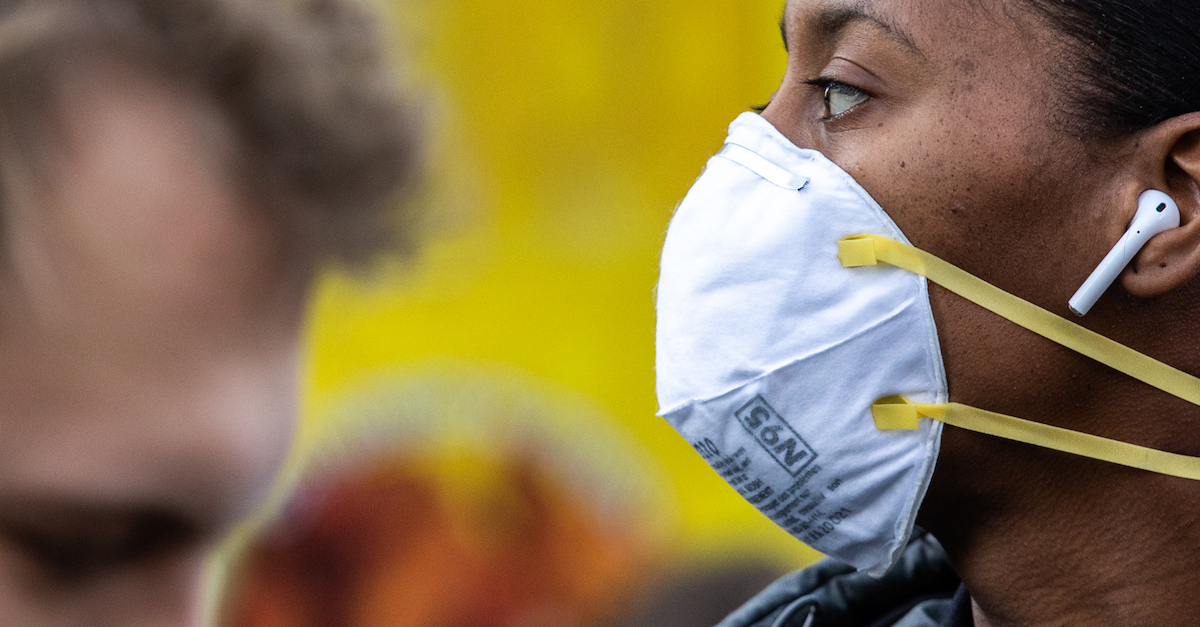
[763,1,1200,625]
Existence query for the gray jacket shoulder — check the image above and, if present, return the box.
[717,532,964,627]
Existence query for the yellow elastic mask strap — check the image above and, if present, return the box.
[838,234,1200,407]
[872,396,1200,480]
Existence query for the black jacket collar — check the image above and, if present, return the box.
[717,531,972,627]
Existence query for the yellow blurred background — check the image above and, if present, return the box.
[299,0,819,575]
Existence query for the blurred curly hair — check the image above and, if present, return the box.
[0,0,421,270]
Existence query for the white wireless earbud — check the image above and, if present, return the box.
[1069,189,1180,316]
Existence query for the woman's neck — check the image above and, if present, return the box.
[924,427,1200,627]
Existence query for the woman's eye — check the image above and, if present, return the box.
[823,82,868,118]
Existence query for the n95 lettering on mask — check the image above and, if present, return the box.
[656,113,949,575]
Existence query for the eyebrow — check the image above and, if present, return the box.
[0,497,207,547]
[0,497,204,577]
[781,4,923,57]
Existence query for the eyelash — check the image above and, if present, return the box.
[749,77,871,124]
[802,77,869,120]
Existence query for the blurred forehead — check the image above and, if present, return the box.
[0,57,299,530]
[1,57,279,342]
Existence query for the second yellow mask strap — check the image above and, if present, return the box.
[871,396,1200,480]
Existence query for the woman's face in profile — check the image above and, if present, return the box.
[763,0,1128,427]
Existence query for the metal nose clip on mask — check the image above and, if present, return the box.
[1069,190,1180,316]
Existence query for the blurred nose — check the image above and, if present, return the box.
[93,553,209,627]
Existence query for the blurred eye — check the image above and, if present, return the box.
[4,509,198,584]
[823,82,868,118]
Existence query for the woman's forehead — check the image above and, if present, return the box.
[782,0,1047,58]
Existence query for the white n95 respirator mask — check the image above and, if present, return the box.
[657,112,1200,575]
[656,112,946,575]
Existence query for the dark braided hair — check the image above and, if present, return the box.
[1024,0,1200,137]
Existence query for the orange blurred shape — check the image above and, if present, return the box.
[224,455,649,627]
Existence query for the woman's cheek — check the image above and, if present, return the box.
[830,145,961,253]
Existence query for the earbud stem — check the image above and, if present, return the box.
[1068,231,1142,316]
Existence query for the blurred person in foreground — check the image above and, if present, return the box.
[0,0,418,624]
[657,1,1200,626]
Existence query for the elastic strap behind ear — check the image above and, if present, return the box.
[841,234,1200,406]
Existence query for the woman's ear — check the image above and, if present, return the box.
[1121,114,1200,298]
